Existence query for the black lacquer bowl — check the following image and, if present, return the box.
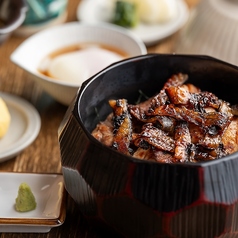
[59,54,238,238]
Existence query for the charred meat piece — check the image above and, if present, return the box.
[129,105,176,134]
[133,147,154,161]
[91,113,114,147]
[150,73,188,109]
[188,91,221,112]
[136,96,153,111]
[189,124,227,161]
[166,86,191,105]
[231,104,238,116]
[222,117,238,154]
[193,150,216,162]
[156,116,176,135]
[219,101,234,116]
[166,86,221,112]
[152,148,174,163]
[163,73,189,89]
[109,99,132,155]
[129,105,155,123]
[152,104,231,131]
[181,83,201,93]
[199,134,221,150]
[92,73,238,163]
[133,123,175,152]
[188,123,204,144]
[133,147,174,163]
[174,121,191,162]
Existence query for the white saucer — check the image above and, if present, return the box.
[0,92,41,162]
[76,0,189,46]
[0,172,66,233]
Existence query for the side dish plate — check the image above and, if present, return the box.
[0,92,41,162]
[77,0,189,45]
[0,172,66,233]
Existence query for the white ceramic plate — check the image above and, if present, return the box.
[0,172,66,233]
[77,0,189,46]
[0,92,41,162]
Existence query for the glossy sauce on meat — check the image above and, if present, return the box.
[91,73,238,163]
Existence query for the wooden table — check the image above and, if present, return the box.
[0,0,200,237]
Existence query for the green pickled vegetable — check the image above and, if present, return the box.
[113,1,138,28]
[15,183,37,212]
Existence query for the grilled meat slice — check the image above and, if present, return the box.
[166,86,191,105]
[181,83,201,93]
[129,105,176,134]
[136,96,153,111]
[150,73,188,109]
[174,121,191,162]
[91,113,114,147]
[231,104,238,116]
[189,123,204,144]
[166,85,222,112]
[156,116,176,134]
[133,143,174,163]
[133,123,175,152]
[129,105,156,123]
[92,73,238,163]
[222,117,238,154]
[199,134,221,150]
[133,147,154,161]
[220,101,233,116]
[109,99,132,155]
[152,104,231,131]
[163,73,189,89]
[194,150,216,161]
[189,91,221,112]
[152,148,174,163]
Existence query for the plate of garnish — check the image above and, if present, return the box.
[77,0,189,46]
[0,92,41,162]
[0,172,66,233]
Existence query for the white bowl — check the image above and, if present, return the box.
[175,0,238,66]
[11,22,147,105]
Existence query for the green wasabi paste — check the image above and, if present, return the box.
[15,182,37,212]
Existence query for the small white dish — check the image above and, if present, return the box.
[77,0,189,46]
[0,92,41,162]
[0,172,66,233]
[11,22,146,105]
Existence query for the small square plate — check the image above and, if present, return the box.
[0,172,66,233]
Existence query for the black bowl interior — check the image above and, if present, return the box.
[75,54,238,134]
